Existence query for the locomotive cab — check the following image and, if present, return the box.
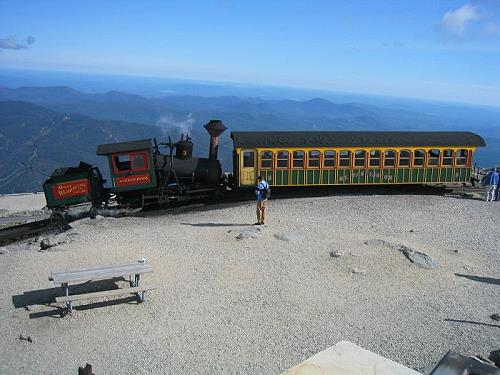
[96,139,157,193]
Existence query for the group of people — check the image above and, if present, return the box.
[484,168,500,202]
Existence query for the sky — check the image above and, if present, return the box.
[0,0,499,106]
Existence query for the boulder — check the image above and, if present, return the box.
[274,231,304,243]
[236,227,261,240]
[365,238,438,269]
[396,245,438,269]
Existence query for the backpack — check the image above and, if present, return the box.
[261,181,271,199]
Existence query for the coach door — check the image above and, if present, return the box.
[240,149,257,186]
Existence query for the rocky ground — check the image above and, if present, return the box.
[0,193,499,374]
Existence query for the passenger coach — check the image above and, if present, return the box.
[230,131,485,187]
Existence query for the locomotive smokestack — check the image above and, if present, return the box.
[204,120,227,161]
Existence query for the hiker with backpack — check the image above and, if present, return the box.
[483,168,499,202]
[255,175,270,225]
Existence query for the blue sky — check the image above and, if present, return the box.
[0,0,499,106]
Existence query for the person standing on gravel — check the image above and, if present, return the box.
[485,168,499,202]
[495,168,500,201]
[255,175,270,225]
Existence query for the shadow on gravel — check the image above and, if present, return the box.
[27,297,139,319]
[181,222,250,227]
[445,319,500,328]
[445,194,484,201]
[12,278,129,319]
[455,273,500,286]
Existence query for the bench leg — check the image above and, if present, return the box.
[130,274,140,287]
[62,283,73,313]
[135,290,146,302]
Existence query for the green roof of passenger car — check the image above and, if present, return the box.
[230,131,486,149]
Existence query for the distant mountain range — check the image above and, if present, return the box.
[0,100,162,193]
[0,85,499,193]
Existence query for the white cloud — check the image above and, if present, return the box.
[485,22,500,36]
[441,4,480,35]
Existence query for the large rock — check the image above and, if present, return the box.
[274,231,304,243]
[364,239,438,269]
[396,245,438,269]
[236,227,261,240]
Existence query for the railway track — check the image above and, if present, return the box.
[0,218,66,246]
[0,184,486,246]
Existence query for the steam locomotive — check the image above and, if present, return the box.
[43,120,229,216]
[43,119,486,218]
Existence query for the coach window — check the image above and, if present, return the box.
[243,151,255,168]
[413,149,425,167]
[369,150,381,167]
[399,150,411,167]
[292,150,305,168]
[260,151,273,168]
[427,149,440,167]
[339,150,351,168]
[114,154,131,172]
[323,150,335,168]
[308,150,320,168]
[442,149,453,166]
[354,150,366,167]
[276,150,289,168]
[456,149,468,166]
[384,150,396,167]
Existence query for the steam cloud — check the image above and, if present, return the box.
[0,35,36,50]
[156,113,195,136]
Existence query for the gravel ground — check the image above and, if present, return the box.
[0,193,499,374]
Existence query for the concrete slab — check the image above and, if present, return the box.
[283,341,422,375]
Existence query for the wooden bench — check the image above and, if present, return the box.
[49,260,155,313]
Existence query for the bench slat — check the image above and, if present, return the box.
[50,263,152,284]
[55,286,156,303]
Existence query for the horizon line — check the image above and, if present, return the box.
[1,66,500,110]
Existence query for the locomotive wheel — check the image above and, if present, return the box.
[50,211,67,226]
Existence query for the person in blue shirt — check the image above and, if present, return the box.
[495,168,500,201]
[485,168,499,202]
[255,175,269,225]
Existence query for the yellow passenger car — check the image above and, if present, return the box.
[231,131,485,187]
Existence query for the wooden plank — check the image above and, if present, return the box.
[50,262,152,284]
[55,286,156,303]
